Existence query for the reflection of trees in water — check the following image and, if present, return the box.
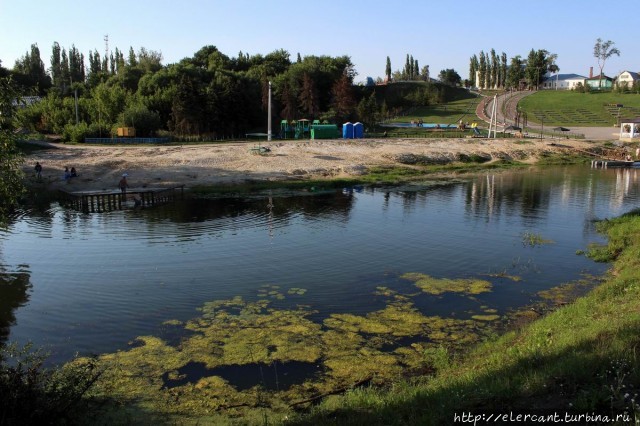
[0,266,32,346]
[465,172,555,223]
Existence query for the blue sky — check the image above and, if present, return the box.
[0,0,635,83]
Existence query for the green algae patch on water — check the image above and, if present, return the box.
[323,348,403,383]
[471,314,501,322]
[401,272,493,295]
[537,277,600,305]
[323,302,432,337]
[182,298,323,367]
[80,294,503,421]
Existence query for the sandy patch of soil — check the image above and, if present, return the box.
[22,138,595,192]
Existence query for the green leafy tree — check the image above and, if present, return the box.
[68,45,85,84]
[171,72,206,135]
[478,51,487,89]
[421,65,430,82]
[357,92,379,127]
[331,72,355,122]
[298,72,319,118]
[500,52,508,88]
[385,56,391,82]
[60,49,70,91]
[490,49,498,89]
[593,38,620,89]
[438,69,462,87]
[128,47,137,67]
[13,44,51,94]
[118,104,161,137]
[506,55,524,89]
[0,77,25,222]
[469,55,478,86]
[524,49,551,89]
[50,42,62,89]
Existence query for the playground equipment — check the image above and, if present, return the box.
[280,119,337,139]
[311,125,338,139]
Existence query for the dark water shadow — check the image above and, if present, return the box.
[162,360,322,391]
[0,267,32,346]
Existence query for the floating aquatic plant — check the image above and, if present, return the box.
[471,314,501,322]
[521,231,554,247]
[401,272,492,295]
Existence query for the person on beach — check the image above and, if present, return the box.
[70,167,78,178]
[34,162,42,180]
[64,167,71,180]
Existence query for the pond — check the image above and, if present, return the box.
[1,165,640,370]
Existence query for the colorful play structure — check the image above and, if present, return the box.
[280,119,339,140]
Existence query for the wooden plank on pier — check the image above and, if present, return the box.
[60,186,185,213]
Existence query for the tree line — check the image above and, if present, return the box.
[3,43,385,141]
[3,42,469,142]
[468,48,558,90]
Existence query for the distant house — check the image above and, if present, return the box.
[541,73,586,90]
[585,74,614,90]
[615,71,640,88]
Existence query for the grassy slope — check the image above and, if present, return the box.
[519,91,640,126]
[292,211,640,425]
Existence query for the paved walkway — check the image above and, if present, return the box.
[480,91,618,141]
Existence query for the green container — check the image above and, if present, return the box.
[311,124,338,139]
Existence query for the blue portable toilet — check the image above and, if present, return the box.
[353,122,364,139]
[342,122,354,139]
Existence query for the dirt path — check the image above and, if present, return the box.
[21,137,599,192]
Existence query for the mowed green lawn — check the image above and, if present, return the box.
[519,91,640,126]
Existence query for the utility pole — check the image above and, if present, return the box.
[267,81,272,142]
[487,94,498,138]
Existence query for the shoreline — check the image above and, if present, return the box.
[20,137,597,193]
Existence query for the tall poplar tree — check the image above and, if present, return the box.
[478,51,487,89]
[50,42,62,89]
[469,55,478,86]
[500,52,508,88]
[490,49,498,89]
[385,56,391,82]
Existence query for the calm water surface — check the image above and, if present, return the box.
[1,165,640,365]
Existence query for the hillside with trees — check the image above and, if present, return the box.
[3,43,467,142]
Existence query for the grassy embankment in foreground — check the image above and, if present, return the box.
[290,210,640,425]
[519,91,640,127]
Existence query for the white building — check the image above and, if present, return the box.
[615,71,640,88]
[541,74,586,90]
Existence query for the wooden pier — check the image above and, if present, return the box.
[591,160,639,169]
[60,186,185,213]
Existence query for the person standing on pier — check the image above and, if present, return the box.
[119,173,129,200]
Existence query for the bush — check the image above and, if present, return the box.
[0,343,101,425]
[117,105,162,137]
[62,122,111,142]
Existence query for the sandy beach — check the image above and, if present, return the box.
[22,137,597,192]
